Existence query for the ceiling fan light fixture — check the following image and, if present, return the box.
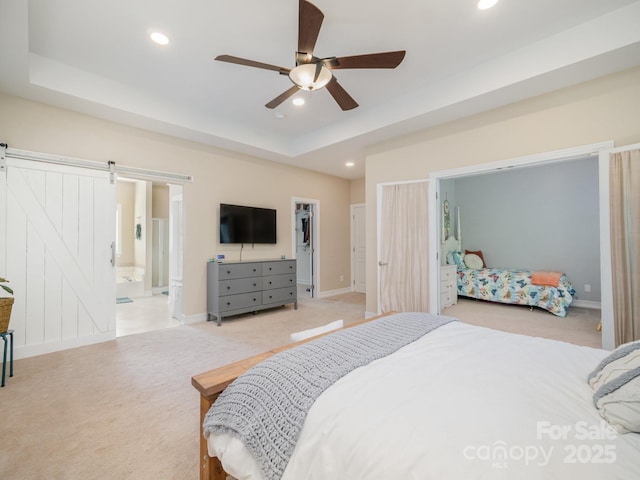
[289,64,332,91]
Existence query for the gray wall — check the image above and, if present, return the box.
[450,157,600,303]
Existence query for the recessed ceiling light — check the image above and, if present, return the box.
[477,0,498,10]
[345,161,355,167]
[150,31,170,45]
[274,112,286,118]
[292,97,305,106]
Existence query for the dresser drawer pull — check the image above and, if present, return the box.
[227,286,231,290]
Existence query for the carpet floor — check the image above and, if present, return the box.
[0,293,366,480]
[446,297,602,348]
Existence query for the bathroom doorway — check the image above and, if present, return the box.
[115,178,183,336]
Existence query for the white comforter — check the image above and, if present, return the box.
[208,321,640,479]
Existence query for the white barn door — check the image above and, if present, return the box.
[2,158,116,357]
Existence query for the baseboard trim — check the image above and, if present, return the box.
[317,287,352,298]
[364,311,380,319]
[572,300,601,310]
[14,331,116,360]
[183,313,208,325]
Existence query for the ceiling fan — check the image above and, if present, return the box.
[215,0,406,111]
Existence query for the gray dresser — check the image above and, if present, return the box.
[207,259,297,325]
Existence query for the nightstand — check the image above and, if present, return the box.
[440,264,458,309]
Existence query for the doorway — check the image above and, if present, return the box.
[292,198,319,298]
[428,141,614,349]
[115,178,184,336]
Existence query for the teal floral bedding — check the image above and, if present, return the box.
[456,267,576,317]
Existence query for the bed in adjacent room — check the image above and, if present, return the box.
[442,236,576,317]
[192,312,640,480]
[456,265,576,317]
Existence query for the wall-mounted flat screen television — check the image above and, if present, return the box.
[220,203,277,244]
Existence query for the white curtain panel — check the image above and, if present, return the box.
[610,149,640,345]
[380,181,429,313]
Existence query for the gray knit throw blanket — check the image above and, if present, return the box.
[203,312,457,480]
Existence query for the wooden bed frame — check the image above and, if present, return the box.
[191,316,385,480]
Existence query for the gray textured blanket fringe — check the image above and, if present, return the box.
[203,312,456,480]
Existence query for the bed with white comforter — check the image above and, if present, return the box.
[207,320,640,480]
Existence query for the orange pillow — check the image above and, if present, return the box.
[531,271,562,287]
[465,249,486,268]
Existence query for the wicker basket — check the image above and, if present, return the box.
[0,297,13,333]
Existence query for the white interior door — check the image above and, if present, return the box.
[2,157,116,357]
[351,204,366,293]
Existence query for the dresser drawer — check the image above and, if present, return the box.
[262,260,296,276]
[441,291,452,305]
[440,263,458,309]
[219,277,262,296]
[218,262,263,280]
[263,274,296,290]
[441,266,455,283]
[263,287,296,305]
[219,292,261,312]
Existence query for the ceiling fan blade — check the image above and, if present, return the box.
[326,77,358,111]
[265,86,300,109]
[331,51,406,69]
[215,55,290,75]
[298,0,324,58]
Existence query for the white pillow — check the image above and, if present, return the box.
[588,341,640,389]
[593,368,640,433]
[589,341,640,433]
[464,253,483,270]
[589,345,640,390]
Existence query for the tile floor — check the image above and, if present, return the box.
[115,294,180,337]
